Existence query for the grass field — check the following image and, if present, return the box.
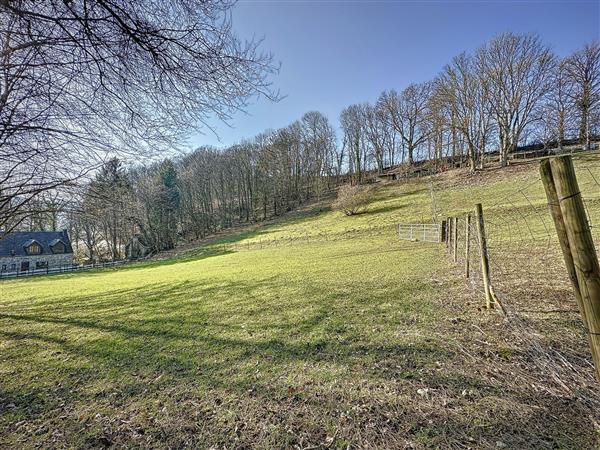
[2,155,600,449]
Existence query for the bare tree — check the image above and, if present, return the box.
[377,82,432,166]
[538,59,577,150]
[0,0,278,233]
[563,41,600,148]
[299,111,337,200]
[436,52,494,172]
[424,91,448,169]
[340,105,367,183]
[362,103,388,173]
[477,33,555,166]
[332,184,373,216]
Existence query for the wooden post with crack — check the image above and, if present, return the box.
[546,155,600,380]
[539,159,584,313]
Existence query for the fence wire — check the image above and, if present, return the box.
[220,223,399,253]
[446,153,600,409]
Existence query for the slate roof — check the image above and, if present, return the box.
[0,230,73,257]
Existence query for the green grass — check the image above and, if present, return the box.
[2,154,600,448]
[234,153,600,245]
[2,237,447,448]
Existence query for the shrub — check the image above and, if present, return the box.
[332,184,374,216]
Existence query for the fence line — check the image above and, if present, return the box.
[0,259,131,280]
[442,152,600,408]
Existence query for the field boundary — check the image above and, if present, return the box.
[441,153,600,404]
[0,259,137,280]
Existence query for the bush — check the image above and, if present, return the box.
[332,184,374,216]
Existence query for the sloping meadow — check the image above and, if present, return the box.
[1,155,599,448]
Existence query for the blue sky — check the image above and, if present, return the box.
[190,0,599,149]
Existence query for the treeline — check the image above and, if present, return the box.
[340,33,600,177]
[17,33,600,261]
[54,111,338,260]
[177,111,339,240]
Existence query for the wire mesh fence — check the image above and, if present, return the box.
[219,223,400,253]
[444,152,600,407]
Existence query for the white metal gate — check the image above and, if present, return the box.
[397,223,441,243]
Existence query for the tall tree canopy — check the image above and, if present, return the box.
[477,33,555,167]
[563,41,600,147]
[0,0,277,232]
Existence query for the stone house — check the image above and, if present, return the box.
[0,230,74,273]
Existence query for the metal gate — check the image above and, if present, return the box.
[397,223,441,243]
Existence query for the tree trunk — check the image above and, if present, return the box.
[580,81,590,148]
[468,144,476,173]
[558,110,565,150]
[499,129,510,168]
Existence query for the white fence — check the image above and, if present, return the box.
[397,223,441,243]
[0,259,130,280]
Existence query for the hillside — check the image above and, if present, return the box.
[1,154,600,449]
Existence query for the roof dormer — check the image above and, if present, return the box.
[23,239,43,255]
[49,239,66,254]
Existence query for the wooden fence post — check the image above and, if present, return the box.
[447,216,452,251]
[475,203,493,309]
[444,218,448,247]
[550,155,600,380]
[440,220,447,243]
[453,216,458,263]
[539,159,584,314]
[465,213,471,278]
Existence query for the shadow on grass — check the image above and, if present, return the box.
[0,275,448,447]
[0,273,597,448]
[0,274,441,381]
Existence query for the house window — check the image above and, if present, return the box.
[11,263,16,271]
[51,241,65,254]
[26,243,42,255]
[36,261,48,269]
[1,264,5,271]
